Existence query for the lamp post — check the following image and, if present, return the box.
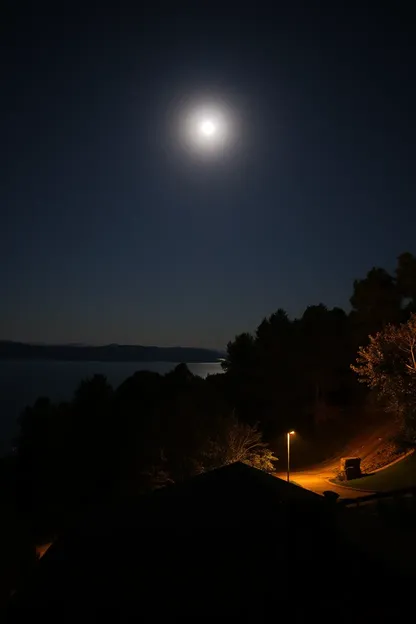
[287,431,295,482]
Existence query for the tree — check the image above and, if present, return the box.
[221,332,266,427]
[350,267,401,335]
[351,314,416,444]
[222,333,256,374]
[396,252,416,314]
[222,304,355,436]
[255,308,291,343]
[165,362,195,383]
[71,375,115,501]
[16,397,73,538]
[199,412,278,474]
[254,309,298,431]
[297,305,352,422]
[113,370,167,494]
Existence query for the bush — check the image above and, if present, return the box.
[200,413,278,474]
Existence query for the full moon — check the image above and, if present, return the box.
[200,120,216,137]
[186,106,228,154]
[172,93,241,160]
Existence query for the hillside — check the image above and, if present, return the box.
[325,419,403,475]
[288,409,405,478]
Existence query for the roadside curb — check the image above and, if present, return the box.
[326,478,374,494]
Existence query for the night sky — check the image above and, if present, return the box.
[1,3,415,349]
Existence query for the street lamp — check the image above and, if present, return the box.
[287,431,295,482]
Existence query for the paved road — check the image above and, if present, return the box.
[277,470,371,499]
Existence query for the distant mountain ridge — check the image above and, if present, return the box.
[0,341,224,363]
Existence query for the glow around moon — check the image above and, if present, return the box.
[174,95,240,159]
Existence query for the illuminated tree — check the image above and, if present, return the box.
[351,314,416,443]
[201,412,278,474]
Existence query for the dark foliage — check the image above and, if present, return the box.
[14,367,276,542]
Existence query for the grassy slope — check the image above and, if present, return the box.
[333,451,416,492]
